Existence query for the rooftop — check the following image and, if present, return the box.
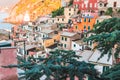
[19,44,37,50]
[65,6,74,8]
[47,43,58,49]
[61,31,77,37]
[56,15,65,18]
[41,29,54,34]
[0,40,12,47]
[70,14,81,18]
[98,0,107,3]
[72,39,86,45]
[83,16,94,18]
[38,23,56,28]
[42,37,52,40]
[97,15,112,19]
[76,50,93,62]
[89,50,112,66]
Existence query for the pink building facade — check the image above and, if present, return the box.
[73,0,98,13]
[0,47,18,80]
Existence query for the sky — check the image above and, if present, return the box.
[0,0,19,30]
[0,0,19,7]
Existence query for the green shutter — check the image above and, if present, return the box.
[76,26,78,29]
[97,20,99,23]
[74,44,76,47]
[84,25,86,29]
[84,18,86,22]
[64,44,66,48]
[62,37,64,40]
[103,66,110,72]
[88,26,90,30]
[65,37,67,41]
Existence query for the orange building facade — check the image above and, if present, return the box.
[72,16,97,32]
[43,33,60,48]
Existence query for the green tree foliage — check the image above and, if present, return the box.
[105,7,113,16]
[3,50,102,80]
[117,9,120,13]
[52,7,64,18]
[102,63,120,80]
[84,18,120,60]
[68,0,73,6]
[84,17,120,80]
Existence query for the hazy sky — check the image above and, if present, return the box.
[0,0,19,7]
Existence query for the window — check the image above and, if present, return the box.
[54,39,56,42]
[58,18,59,21]
[84,25,86,29]
[97,20,99,23]
[86,4,88,8]
[74,44,76,47]
[46,20,48,23]
[84,18,86,22]
[94,3,97,8]
[88,18,90,22]
[65,37,67,41]
[76,26,78,29]
[54,31,58,34]
[99,3,103,7]
[69,13,71,15]
[90,3,92,8]
[90,41,92,45]
[34,27,37,31]
[43,35,44,38]
[75,4,79,8]
[69,8,71,11]
[62,18,64,21]
[64,44,67,48]
[82,4,84,8]
[53,20,54,23]
[62,36,64,40]
[113,2,117,7]
[104,3,107,7]
[61,43,63,47]
[88,26,90,30]
[74,9,76,11]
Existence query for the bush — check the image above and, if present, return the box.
[105,7,113,15]
[52,7,64,18]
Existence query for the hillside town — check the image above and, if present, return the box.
[0,0,120,80]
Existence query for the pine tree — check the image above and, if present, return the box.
[3,49,102,80]
[84,18,120,80]
[101,63,120,80]
[84,18,120,61]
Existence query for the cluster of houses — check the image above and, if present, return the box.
[1,0,120,80]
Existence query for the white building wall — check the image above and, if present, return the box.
[72,41,84,51]
[107,0,120,8]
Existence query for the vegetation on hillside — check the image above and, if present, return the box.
[52,7,64,18]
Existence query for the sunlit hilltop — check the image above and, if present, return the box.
[4,0,61,24]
